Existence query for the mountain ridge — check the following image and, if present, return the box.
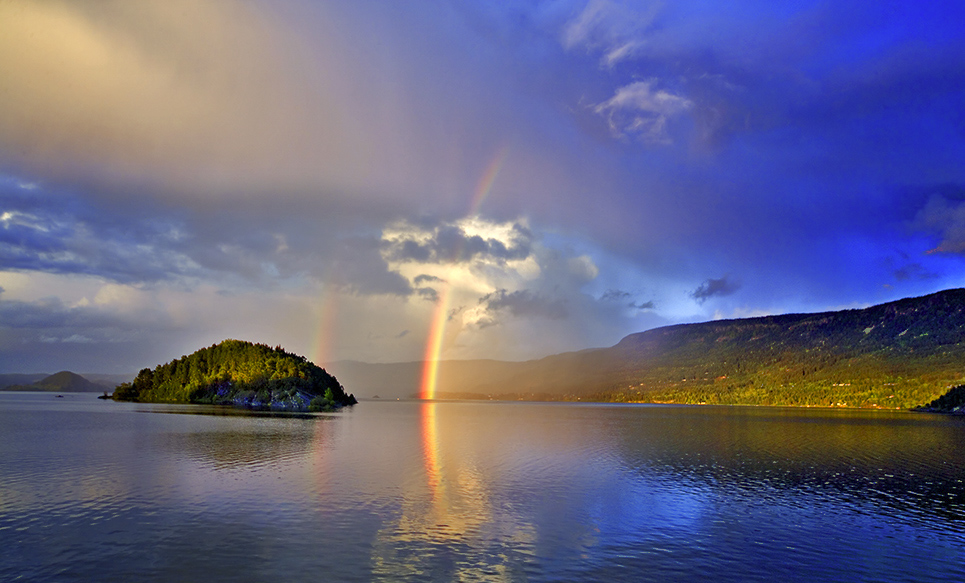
[1,371,108,392]
[328,288,965,408]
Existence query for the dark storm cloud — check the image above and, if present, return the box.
[480,289,568,321]
[413,274,445,302]
[601,289,653,310]
[0,185,199,283]
[601,289,630,301]
[385,221,532,264]
[322,236,413,296]
[414,274,444,285]
[0,296,135,332]
[0,179,415,296]
[691,276,741,303]
[416,287,439,302]
[0,295,180,373]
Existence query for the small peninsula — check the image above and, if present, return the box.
[113,340,357,412]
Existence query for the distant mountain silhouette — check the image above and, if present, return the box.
[2,371,107,392]
[0,373,48,390]
[329,288,965,409]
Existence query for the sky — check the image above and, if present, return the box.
[2,0,965,374]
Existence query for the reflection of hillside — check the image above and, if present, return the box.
[159,421,319,470]
[608,406,965,521]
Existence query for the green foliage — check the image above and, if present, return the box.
[308,395,333,412]
[113,339,357,410]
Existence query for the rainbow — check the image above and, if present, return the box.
[311,287,338,368]
[419,283,451,400]
[417,147,509,400]
[468,146,509,216]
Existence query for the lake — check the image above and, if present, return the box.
[2,392,964,582]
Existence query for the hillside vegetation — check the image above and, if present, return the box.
[583,289,965,409]
[113,340,356,411]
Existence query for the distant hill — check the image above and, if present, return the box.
[113,339,357,411]
[0,373,48,390]
[2,371,107,392]
[330,289,965,409]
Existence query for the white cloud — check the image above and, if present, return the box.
[562,0,660,62]
[601,40,646,68]
[593,80,693,144]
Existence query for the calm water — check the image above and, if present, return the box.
[2,393,965,582]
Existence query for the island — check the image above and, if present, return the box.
[112,339,357,412]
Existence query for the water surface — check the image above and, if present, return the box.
[2,393,964,582]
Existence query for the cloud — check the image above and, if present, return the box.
[479,289,568,321]
[691,275,740,303]
[383,220,532,265]
[601,289,630,301]
[2,1,964,373]
[601,288,654,310]
[416,287,440,302]
[561,0,660,67]
[593,80,693,144]
[414,274,445,285]
[911,187,965,255]
[0,191,201,284]
[893,263,938,282]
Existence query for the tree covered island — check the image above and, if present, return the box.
[113,340,357,411]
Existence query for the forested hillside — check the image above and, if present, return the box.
[332,289,965,409]
[113,340,356,411]
[585,288,965,408]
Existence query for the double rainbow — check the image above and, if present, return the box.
[418,147,509,400]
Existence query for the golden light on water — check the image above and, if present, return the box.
[420,401,443,502]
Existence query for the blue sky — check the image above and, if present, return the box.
[2,0,965,373]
